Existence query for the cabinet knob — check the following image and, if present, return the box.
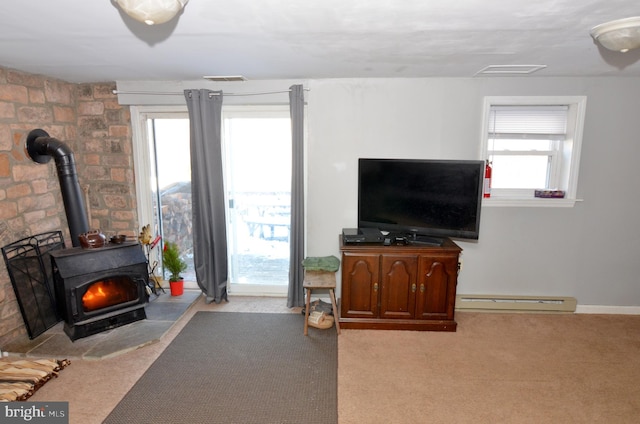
[412,283,417,293]
[373,283,378,291]
[420,284,425,293]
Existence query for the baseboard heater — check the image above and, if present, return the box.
[455,294,577,313]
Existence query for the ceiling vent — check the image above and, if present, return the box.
[475,65,547,76]
[203,75,247,82]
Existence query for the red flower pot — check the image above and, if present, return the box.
[170,278,184,296]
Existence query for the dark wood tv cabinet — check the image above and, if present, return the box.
[338,236,462,331]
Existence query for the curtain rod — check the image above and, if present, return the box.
[112,88,309,97]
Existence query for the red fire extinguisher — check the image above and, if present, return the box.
[484,160,492,198]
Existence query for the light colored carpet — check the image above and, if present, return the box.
[25,296,640,424]
[338,312,640,424]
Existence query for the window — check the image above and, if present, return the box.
[130,105,292,296]
[222,106,292,295]
[130,108,195,284]
[480,97,587,207]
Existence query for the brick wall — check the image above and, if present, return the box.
[0,67,136,347]
[76,84,137,235]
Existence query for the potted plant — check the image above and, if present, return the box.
[162,241,187,296]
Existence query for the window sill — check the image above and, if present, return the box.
[482,197,582,208]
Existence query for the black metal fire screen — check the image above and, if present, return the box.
[1,231,65,338]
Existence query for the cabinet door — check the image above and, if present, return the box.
[341,253,379,318]
[416,255,458,320]
[380,255,417,319]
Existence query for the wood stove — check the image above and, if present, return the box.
[23,129,149,341]
[50,242,148,341]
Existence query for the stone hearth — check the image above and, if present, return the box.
[3,290,200,360]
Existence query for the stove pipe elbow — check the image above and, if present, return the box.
[26,129,90,247]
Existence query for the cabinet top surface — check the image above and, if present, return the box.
[339,235,462,253]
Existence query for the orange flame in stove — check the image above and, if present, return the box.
[82,279,136,312]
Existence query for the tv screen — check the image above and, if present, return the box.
[358,158,484,241]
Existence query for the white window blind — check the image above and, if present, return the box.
[488,105,569,138]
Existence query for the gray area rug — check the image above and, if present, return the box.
[103,311,337,424]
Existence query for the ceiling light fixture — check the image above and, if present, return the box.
[590,16,640,53]
[114,0,189,26]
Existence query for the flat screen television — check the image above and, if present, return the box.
[358,158,484,242]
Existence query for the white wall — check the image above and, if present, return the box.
[304,77,640,307]
[118,76,640,307]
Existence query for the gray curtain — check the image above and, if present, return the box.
[287,84,305,307]
[184,89,228,304]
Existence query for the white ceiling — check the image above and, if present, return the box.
[0,0,639,84]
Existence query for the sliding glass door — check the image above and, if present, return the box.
[142,115,196,287]
[133,106,291,295]
[223,107,291,295]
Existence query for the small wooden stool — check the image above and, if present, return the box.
[303,270,341,336]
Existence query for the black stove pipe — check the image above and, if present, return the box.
[26,129,89,247]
